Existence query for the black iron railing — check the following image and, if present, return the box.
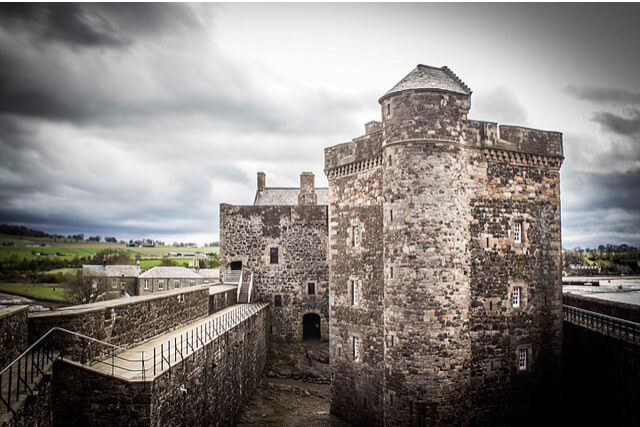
[0,302,268,423]
[563,305,640,345]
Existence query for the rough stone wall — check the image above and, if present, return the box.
[28,287,218,350]
[381,141,484,426]
[219,204,328,343]
[0,305,28,369]
[325,82,563,425]
[467,154,563,424]
[327,164,384,426]
[380,90,471,144]
[50,305,269,427]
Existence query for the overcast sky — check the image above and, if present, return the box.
[0,3,639,248]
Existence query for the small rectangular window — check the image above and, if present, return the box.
[189,280,196,287]
[390,335,396,347]
[390,209,394,221]
[387,103,391,116]
[174,280,180,288]
[351,280,359,305]
[388,155,393,166]
[390,266,394,279]
[353,336,360,362]
[308,282,315,295]
[274,294,282,307]
[158,280,164,290]
[518,348,527,370]
[514,222,522,243]
[512,286,521,308]
[270,247,279,264]
[352,226,359,248]
[144,279,149,290]
[112,278,118,288]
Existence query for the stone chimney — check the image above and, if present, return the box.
[257,172,266,192]
[298,172,317,205]
[365,121,382,135]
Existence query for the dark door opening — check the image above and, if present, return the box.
[229,261,242,270]
[302,313,321,341]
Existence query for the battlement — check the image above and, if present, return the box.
[464,121,563,159]
[324,127,383,172]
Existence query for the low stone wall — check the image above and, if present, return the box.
[209,285,237,314]
[29,286,236,352]
[51,304,269,426]
[563,293,640,323]
[0,305,29,369]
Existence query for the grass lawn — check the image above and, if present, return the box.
[129,246,219,257]
[0,245,138,261]
[0,282,72,302]
[36,267,81,275]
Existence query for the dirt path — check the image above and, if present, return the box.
[237,378,350,427]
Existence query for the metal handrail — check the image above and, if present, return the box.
[236,269,243,300]
[247,272,254,303]
[563,304,640,345]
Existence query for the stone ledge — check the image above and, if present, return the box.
[0,304,29,320]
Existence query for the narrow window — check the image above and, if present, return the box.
[270,247,279,264]
[189,280,196,287]
[518,348,527,370]
[390,209,394,221]
[112,278,118,288]
[486,237,490,248]
[512,287,521,308]
[388,155,393,166]
[390,266,394,279]
[174,280,180,289]
[387,103,391,117]
[514,222,522,243]
[352,280,359,305]
[158,280,164,290]
[274,294,282,307]
[390,335,396,347]
[353,336,360,361]
[308,282,316,295]
[144,279,149,290]
[352,226,359,248]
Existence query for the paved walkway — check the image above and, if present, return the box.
[88,302,266,381]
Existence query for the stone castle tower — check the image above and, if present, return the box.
[324,65,563,425]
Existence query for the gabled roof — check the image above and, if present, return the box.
[194,269,220,278]
[254,187,329,206]
[380,64,471,101]
[83,265,140,277]
[139,266,203,279]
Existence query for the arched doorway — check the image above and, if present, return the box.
[229,261,242,270]
[302,313,321,341]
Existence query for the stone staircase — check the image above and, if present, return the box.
[238,276,251,304]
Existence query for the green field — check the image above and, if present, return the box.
[36,267,81,275]
[0,245,138,261]
[129,246,219,257]
[0,282,72,302]
[139,258,192,269]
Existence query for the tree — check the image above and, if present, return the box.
[105,236,117,243]
[91,250,133,265]
[65,271,109,304]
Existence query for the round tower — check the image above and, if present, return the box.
[380,65,479,425]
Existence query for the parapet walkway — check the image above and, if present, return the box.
[87,302,268,381]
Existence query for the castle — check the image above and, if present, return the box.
[222,64,564,425]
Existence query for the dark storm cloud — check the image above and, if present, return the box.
[592,111,640,137]
[0,3,202,48]
[565,86,640,105]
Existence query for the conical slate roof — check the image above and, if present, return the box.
[380,65,472,101]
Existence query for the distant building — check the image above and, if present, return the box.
[220,171,329,342]
[82,264,141,297]
[194,268,220,284]
[138,266,205,295]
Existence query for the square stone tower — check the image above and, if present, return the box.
[324,65,563,426]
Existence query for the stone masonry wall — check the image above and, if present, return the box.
[328,166,384,426]
[50,305,269,426]
[468,155,563,424]
[220,204,328,343]
[0,305,28,369]
[28,286,218,351]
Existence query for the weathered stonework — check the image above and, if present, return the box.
[50,305,269,426]
[28,286,234,351]
[324,64,564,425]
[0,305,28,370]
[219,174,328,344]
